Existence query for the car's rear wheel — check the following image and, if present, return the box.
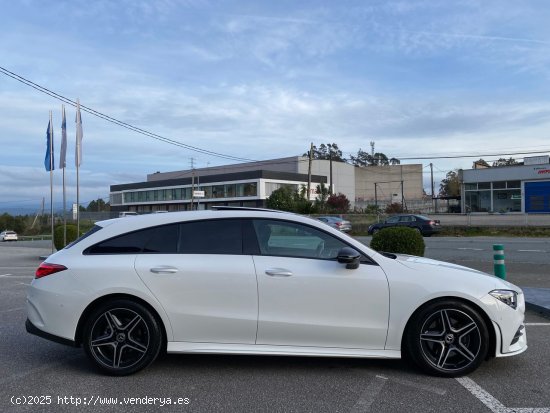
[372,228,380,235]
[83,299,163,376]
[405,300,489,377]
[414,227,423,236]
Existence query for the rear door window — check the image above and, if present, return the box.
[178,219,243,255]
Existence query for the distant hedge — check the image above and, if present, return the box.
[53,224,79,251]
[370,227,425,257]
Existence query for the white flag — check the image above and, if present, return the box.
[75,99,83,167]
[59,105,67,169]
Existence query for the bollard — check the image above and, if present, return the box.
[493,244,506,279]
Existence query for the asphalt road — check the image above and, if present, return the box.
[356,236,550,289]
[1,240,549,412]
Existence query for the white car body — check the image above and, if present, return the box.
[26,209,526,375]
[1,231,18,241]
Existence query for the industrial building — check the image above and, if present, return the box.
[460,155,550,214]
[109,157,424,213]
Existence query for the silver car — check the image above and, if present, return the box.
[317,216,352,232]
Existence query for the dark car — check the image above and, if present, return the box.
[368,214,441,236]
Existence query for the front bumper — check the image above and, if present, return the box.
[483,291,528,357]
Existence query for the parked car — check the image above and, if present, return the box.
[317,216,352,232]
[27,208,525,377]
[0,230,18,241]
[119,211,139,217]
[368,214,441,236]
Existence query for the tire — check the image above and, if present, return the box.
[405,300,489,377]
[372,228,380,235]
[83,299,163,376]
[414,227,423,236]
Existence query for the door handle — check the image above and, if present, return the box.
[150,266,178,274]
[265,268,293,277]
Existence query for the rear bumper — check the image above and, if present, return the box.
[26,318,77,347]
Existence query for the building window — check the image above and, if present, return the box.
[225,184,236,198]
[493,190,521,212]
[243,182,257,197]
[464,183,477,190]
[111,193,123,205]
[507,181,521,189]
[492,181,506,189]
[478,182,491,190]
[465,190,491,212]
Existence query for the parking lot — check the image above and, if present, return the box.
[1,240,549,412]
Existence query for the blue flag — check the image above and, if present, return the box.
[44,120,54,171]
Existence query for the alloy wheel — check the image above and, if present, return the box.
[89,308,150,370]
[419,308,481,372]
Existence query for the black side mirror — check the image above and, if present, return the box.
[337,247,361,270]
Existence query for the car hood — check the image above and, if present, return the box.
[389,254,521,292]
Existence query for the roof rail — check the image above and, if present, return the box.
[210,206,285,213]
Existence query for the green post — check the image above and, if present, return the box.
[493,244,506,279]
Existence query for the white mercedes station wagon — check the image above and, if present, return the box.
[26,208,526,376]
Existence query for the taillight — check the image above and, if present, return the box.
[335,222,342,227]
[429,221,435,225]
[35,263,68,279]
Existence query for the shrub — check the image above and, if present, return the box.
[326,193,350,213]
[54,224,79,251]
[385,202,403,214]
[370,227,425,256]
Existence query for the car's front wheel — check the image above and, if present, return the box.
[405,300,489,377]
[83,299,163,376]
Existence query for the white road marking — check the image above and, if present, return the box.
[525,323,550,326]
[518,250,546,253]
[350,375,387,412]
[0,307,25,314]
[458,248,484,251]
[0,274,12,277]
[457,376,550,413]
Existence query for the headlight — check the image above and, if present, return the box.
[490,289,518,309]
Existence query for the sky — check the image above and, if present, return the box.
[2,0,550,213]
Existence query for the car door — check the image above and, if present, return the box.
[134,219,258,344]
[250,219,389,350]
[384,216,400,229]
[398,215,413,228]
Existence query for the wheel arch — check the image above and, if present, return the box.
[400,296,497,360]
[74,293,168,350]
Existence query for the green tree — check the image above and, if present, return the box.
[266,186,296,212]
[314,182,330,212]
[492,157,519,167]
[86,198,110,212]
[349,148,398,166]
[439,170,461,197]
[304,143,346,162]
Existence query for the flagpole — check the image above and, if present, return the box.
[61,105,67,246]
[49,111,54,254]
[76,99,81,236]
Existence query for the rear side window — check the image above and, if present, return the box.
[179,220,242,254]
[65,225,103,249]
[85,220,242,255]
[85,224,179,254]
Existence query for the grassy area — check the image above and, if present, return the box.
[435,226,550,237]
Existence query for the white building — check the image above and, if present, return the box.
[110,156,424,213]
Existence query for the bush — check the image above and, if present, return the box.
[326,193,350,213]
[385,202,403,214]
[54,224,79,250]
[370,227,425,257]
